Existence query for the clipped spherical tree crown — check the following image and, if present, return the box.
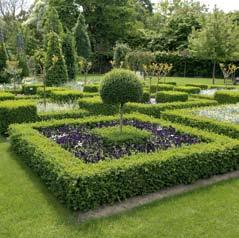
[100,69,143,105]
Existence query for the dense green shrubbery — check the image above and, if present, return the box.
[162,108,239,139]
[9,114,239,211]
[214,90,239,104]
[92,125,151,145]
[185,84,208,89]
[22,85,43,95]
[50,90,83,104]
[38,109,89,121]
[210,85,235,90]
[79,97,217,118]
[82,92,99,98]
[141,92,150,103]
[37,87,66,98]
[190,94,215,100]
[158,82,177,86]
[100,69,143,105]
[156,91,188,103]
[83,85,99,93]
[0,92,15,101]
[0,100,37,134]
[150,84,174,93]
[174,86,201,94]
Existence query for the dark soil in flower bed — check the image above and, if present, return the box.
[39,120,202,163]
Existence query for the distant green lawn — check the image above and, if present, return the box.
[78,74,227,86]
[1,138,239,237]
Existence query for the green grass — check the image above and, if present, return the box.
[78,74,227,86]
[2,138,239,237]
[92,125,152,145]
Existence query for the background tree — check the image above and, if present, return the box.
[100,69,143,133]
[62,31,77,81]
[73,13,91,59]
[112,42,131,68]
[45,32,68,86]
[189,7,239,84]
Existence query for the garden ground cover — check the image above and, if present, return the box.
[2,138,239,237]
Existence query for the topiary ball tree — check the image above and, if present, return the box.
[100,69,143,133]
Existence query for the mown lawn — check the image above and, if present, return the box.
[78,74,227,86]
[1,138,239,238]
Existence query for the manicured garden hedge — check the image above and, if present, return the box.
[22,84,43,95]
[9,114,239,211]
[174,86,201,94]
[156,91,188,103]
[162,108,239,139]
[38,109,90,121]
[210,85,235,90]
[0,100,37,134]
[37,87,66,98]
[190,94,215,101]
[83,85,99,93]
[0,92,15,101]
[214,90,239,104]
[50,90,83,104]
[185,84,208,90]
[79,97,217,118]
[150,84,174,93]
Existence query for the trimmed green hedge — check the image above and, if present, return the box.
[156,91,188,103]
[0,100,37,134]
[174,86,201,94]
[190,94,215,101]
[214,90,239,104]
[149,84,174,93]
[141,92,150,103]
[22,84,44,95]
[82,92,99,98]
[79,97,217,118]
[210,85,235,90]
[83,85,99,93]
[0,92,15,101]
[38,109,89,121]
[9,114,239,211]
[185,84,208,90]
[50,90,83,104]
[37,87,66,98]
[162,108,239,139]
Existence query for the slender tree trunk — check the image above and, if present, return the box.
[212,61,216,85]
[149,77,152,97]
[184,61,187,78]
[119,103,123,133]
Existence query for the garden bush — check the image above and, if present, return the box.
[0,100,37,134]
[37,87,66,98]
[156,91,188,103]
[141,91,150,103]
[9,114,239,211]
[214,90,239,104]
[174,86,201,94]
[83,85,99,93]
[50,90,83,104]
[150,84,174,93]
[22,84,43,95]
[79,97,217,118]
[0,92,15,101]
[185,84,208,90]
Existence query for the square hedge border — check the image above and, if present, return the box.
[9,113,239,211]
[162,107,239,139]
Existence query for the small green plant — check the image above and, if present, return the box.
[79,57,92,85]
[92,125,151,145]
[100,69,143,133]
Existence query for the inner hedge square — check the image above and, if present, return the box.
[39,118,201,163]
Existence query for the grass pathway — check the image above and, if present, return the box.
[1,138,239,238]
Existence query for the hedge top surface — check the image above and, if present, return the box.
[0,99,36,108]
[156,91,188,96]
[100,69,143,105]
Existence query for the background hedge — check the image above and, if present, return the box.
[214,90,239,104]
[156,91,188,103]
[174,86,201,94]
[0,92,15,101]
[50,90,83,104]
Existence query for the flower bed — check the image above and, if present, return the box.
[40,120,200,163]
[9,114,239,211]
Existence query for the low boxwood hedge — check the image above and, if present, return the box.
[185,84,208,90]
[190,94,215,100]
[162,108,239,139]
[9,113,239,211]
[83,85,99,93]
[22,84,43,95]
[214,90,239,104]
[149,84,174,93]
[0,100,37,134]
[50,90,83,104]
[79,97,217,118]
[156,91,188,103]
[174,86,201,94]
[0,92,15,101]
[37,87,66,98]
[210,85,235,90]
